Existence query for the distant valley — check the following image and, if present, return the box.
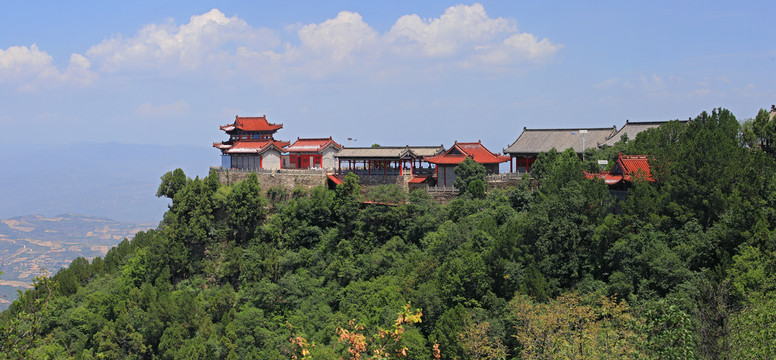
[0,213,153,310]
[0,142,216,309]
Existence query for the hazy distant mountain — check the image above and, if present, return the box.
[0,213,153,310]
[0,142,217,223]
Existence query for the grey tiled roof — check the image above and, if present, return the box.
[335,145,445,159]
[504,127,617,155]
[600,121,677,147]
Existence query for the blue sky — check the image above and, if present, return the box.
[1,1,774,153]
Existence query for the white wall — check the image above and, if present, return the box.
[263,150,282,170]
[321,147,339,170]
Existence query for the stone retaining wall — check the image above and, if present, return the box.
[214,167,527,201]
[215,168,328,191]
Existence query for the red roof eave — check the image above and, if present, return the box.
[409,176,431,184]
[327,175,343,185]
[286,137,342,153]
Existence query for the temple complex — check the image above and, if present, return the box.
[211,113,687,194]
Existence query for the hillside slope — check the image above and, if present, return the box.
[2,109,776,359]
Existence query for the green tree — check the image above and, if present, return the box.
[454,158,487,196]
[639,299,696,359]
[156,168,188,199]
[729,293,776,359]
[528,148,558,181]
[227,173,267,243]
[0,276,55,358]
[752,107,776,152]
[334,172,362,236]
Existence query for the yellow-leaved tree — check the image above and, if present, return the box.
[511,292,646,359]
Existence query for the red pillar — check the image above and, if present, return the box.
[510,156,513,173]
[368,160,371,175]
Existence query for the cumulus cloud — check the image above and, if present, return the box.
[2,4,563,90]
[0,45,53,81]
[0,44,96,90]
[385,3,561,68]
[134,100,190,117]
[298,11,378,62]
[387,3,515,57]
[86,9,279,72]
[85,4,561,77]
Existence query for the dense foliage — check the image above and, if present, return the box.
[3,107,776,359]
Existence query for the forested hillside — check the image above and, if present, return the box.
[2,108,775,359]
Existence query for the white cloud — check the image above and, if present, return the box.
[87,5,560,78]
[86,9,279,72]
[595,77,619,89]
[387,3,515,57]
[0,44,96,90]
[501,32,563,60]
[134,100,190,117]
[4,5,563,89]
[298,11,378,62]
[0,44,53,81]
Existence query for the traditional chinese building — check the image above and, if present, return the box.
[424,141,511,187]
[585,154,653,189]
[599,120,682,147]
[214,115,290,170]
[335,145,445,176]
[283,137,342,170]
[503,126,618,173]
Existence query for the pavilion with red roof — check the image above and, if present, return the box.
[219,115,283,139]
[585,154,653,189]
[424,141,511,187]
[214,115,289,170]
[284,137,342,170]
